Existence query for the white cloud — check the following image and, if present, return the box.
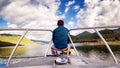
[65,21,76,30]
[68,21,74,28]
[65,7,69,13]
[0,0,60,29]
[76,0,120,28]
[66,0,75,7]
[73,5,80,10]
[0,0,61,40]
[70,0,120,35]
[58,14,66,19]
[65,0,75,13]
[26,31,52,41]
[0,0,11,11]
[7,22,18,28]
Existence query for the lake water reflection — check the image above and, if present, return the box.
[0,45,50,58]
[0,43,120,63]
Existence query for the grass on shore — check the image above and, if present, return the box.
[0,35,38,47]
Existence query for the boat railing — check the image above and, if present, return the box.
[0,25,120,66]
[0,29,53,66]
[69,25,120,64]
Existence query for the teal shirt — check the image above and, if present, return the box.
[53,26,69,49]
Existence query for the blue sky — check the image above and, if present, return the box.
[0,0,85,29]
[0,16,7,28]
[58,0,84,24]
[0,0,119,40]
[0,0,119,29]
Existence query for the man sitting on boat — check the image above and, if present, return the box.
[51,20,70,55]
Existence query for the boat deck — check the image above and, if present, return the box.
[0,44,119,68]
[1,56,119,68]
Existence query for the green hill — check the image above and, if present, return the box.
[0,34,38,47]
[71,28,120,44]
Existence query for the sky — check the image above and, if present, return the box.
[0,0,120,40]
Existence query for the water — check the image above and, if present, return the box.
[70,43,120,63]
[87,51,119,63]
[0,43,120,63]
[0,43,82,58]
[0,44,50,64]
[0,59,6,66]
[0,44,51,57]
[69,43,84,46]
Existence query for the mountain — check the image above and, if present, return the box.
[0,34,20,36]
[114,28,120,33]
[77,31,91,37]
[71,28,120,43]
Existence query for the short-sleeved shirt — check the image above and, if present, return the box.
[53,26,69,49]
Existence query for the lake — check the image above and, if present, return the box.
[0,43,120,63]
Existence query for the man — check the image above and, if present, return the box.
[52,20,69,55]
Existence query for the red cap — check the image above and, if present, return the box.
[57,20,64,26]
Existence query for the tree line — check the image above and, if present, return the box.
[71,28,120,43]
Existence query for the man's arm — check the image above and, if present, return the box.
[52,30,55,42]
[67,36,70,43]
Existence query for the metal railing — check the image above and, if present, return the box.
[0,25,120,66]
[0,28,52,66]
[69,25,120,64]
[0,28,79,66]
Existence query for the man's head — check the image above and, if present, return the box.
[57,20,64,26]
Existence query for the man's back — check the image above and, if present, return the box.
[53,26,69,49]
